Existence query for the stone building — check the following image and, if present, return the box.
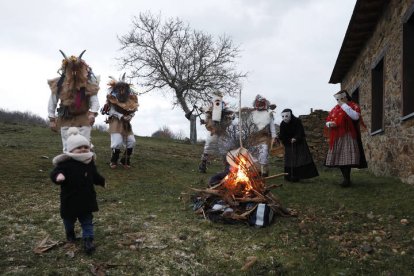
[330,0,414,184]
[299,110,329,166]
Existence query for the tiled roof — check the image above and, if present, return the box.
[329,0,389,84]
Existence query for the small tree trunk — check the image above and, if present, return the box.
[190,114,197,144]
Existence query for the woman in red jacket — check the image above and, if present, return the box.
[325,90,367,187]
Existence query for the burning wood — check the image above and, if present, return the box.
[191,151,296,226]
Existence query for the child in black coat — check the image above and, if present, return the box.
[50,127,105,254]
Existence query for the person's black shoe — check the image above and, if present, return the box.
[340,179,351,187]
[83,237,96,255]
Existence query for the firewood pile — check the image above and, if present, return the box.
[191,150,297,226]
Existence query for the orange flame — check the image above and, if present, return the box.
[223,155,254,196]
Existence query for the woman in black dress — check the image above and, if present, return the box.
[278,109,319,182]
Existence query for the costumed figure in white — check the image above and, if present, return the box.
[47,50,100,152]
[246,94,277,177]
[101,74,139,169]
[198,92,235,173]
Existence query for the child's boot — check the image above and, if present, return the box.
[66,230,76,243]
[83,237,96,255]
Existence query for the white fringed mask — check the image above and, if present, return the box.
[281,111,291,123]
[334,92,347,102]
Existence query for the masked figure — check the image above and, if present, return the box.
[198,92,235,173]
[325,90,367,187]
[47,50,100,152]
[246,95,277,177]
[278,109,319,182]
[102,74,139,169]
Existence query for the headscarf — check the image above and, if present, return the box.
[279,109,305,146]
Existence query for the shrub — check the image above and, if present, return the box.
[151,125,175,139]
[0,108,47,126]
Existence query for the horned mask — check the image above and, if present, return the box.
[59,49,90,90]
[108,73,133,103]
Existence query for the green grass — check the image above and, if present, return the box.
[0,122,413,275]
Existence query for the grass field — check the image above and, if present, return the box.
[0,122,413,275]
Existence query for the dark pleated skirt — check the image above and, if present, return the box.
[284,140,319,180]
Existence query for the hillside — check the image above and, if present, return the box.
[0,122,413,275]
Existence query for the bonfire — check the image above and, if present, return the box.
[191,148,295,225]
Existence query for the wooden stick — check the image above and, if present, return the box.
[241,256,258,271]
[190,188,222,196]
[238,89,242,147]
[209,178,226,189]
[224,212,247,221]
[264,184,283,190]
[240,204,258,217]
[234,197,267,203]
[222,193,238,206]
[251,188,266,200]
[265,192,281,204]
[228,151,258,175]
[263,173,288,180]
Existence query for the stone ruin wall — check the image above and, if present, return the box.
[341,0,414,184]
[299,109,329,166]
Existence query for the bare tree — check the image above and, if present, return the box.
[118,12,246,143]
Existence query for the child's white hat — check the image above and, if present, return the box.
[65,127,90,152]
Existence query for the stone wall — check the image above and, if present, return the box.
[299,109,329,166]
[341,0,414,184]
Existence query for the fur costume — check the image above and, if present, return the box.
[48,50,100,120]
[47,50,101,152]
[102,75,139,136]
[203,108,235,136]
[247,95,276,147]
[246,95,277,176]
[102,75,139,168]
[199,92,234,136]
[248,110,274,145]
[198,92,235,173]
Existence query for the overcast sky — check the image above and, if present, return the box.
[0,0,356,138]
